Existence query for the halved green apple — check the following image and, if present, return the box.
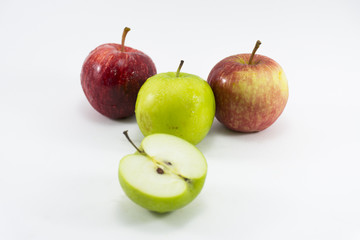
[118,131,207,213]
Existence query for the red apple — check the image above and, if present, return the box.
[207,41,289,132]
[81,27,157,119]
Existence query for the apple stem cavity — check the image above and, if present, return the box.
[123,130,144,154]
[121,27,131,52]
[248,40,262,65]
[176,60,184,77]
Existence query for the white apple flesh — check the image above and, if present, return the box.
[118,132,207,213]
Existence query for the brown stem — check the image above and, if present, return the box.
[123,130,144,154]
[121,27,131,52]
[176,60,184,77]
[248,40,262,65]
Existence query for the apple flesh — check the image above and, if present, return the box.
[118,132,207,213]
[135,61,215,145]
[207,41,288,132]
[81,27,156,119]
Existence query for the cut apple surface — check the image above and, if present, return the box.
[119,154,187,198]
[118,133,207,213]
[141,134,207,179]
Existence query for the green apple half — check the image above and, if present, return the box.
[135,60,215,145]
[118,131,207,213]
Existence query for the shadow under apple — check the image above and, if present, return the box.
[197,117,289,155]
[115,196,206,230]
[78,99,138,126]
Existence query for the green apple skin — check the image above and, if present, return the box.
[118,156,206,213]
[135,72,215,145]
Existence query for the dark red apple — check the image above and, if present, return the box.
[81,27,157,119]
[207,41,289,132]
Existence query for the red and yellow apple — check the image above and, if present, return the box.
[81,27,156,119]
[207,41,288,132]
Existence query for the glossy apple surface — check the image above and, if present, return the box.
[207,42,288,132]
[118,132,207,213]
[81,28,156,119]
[135,62,215,145]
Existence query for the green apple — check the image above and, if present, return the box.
[118,131,207,213]
[135,60,215,145]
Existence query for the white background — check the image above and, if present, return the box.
[1,0,360,239]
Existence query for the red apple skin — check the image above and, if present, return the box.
[207,54,288,132]
[81,44,156,119]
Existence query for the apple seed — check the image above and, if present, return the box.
[182,177,191,183]
[156,167,164,174]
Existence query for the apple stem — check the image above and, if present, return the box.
[123,130,144,154]
[248,40,262,65]
[121,27,131,52]
[176,60,184,77]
